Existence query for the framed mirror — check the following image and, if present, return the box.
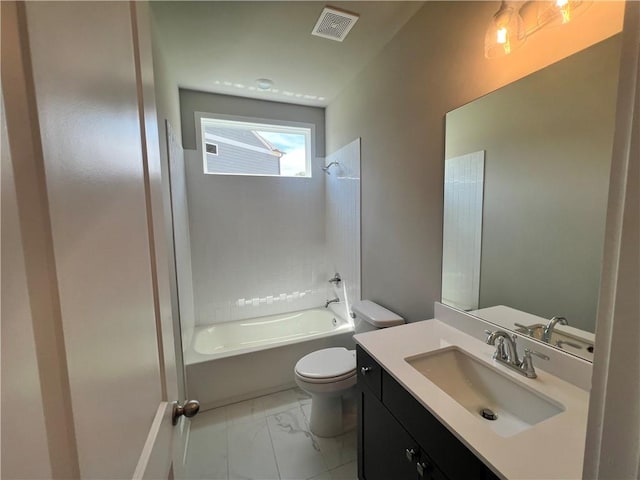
[442,35,622,362]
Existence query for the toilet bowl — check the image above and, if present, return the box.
[294,300,404,437]
[295,347,356,438]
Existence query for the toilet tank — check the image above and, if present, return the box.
[351,300,405,334]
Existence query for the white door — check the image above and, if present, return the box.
[1,2,190,478]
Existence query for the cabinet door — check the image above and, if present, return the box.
[360,387,418,480]
[383,371,498,480]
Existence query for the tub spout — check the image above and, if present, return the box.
[324,297,339,308]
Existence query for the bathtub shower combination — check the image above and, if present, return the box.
[185,308,355,410]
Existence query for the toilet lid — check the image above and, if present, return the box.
[295,347,356,380]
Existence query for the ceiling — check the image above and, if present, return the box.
[151,2,424,107]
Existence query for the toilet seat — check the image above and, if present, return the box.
[295,347,356,384]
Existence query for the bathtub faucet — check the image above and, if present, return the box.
[324,297,340,308]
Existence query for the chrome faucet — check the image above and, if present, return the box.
[542,316,568,343]
[485,329,549,379]
[324,297,339,308]
[328,273,342,285]
[485,330,519,365]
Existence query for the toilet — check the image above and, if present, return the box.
[294,300,404,437]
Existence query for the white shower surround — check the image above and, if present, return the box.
[183,136,361,327]
[325,138,362,319]
[184,148,329,326]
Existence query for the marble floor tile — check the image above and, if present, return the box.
[267,406,327,480]
[228,418,279,480]
[329,460,357,479]
[301,403,312,423]
[292,387,312,406]
[314,429,356,471]
[184,409,228,479]
[184,388,356,480]
[258,389,303,416]
[226,397,266,425]
[307,471,332,480]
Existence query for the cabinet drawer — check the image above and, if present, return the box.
[357,345,382,399]
[383,371,499,480]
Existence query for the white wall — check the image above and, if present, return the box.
[325,138,362,320]
[325,1,624,322]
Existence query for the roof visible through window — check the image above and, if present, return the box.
[200,117,312,178]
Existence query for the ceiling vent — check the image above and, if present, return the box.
[311,6,359,42]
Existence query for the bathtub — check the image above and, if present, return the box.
[185,308,355,410]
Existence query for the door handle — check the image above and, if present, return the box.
[172,400,200,425]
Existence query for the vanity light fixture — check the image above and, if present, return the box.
[484,0,593,59]
[537,0,593,27]
[484,1,526,59]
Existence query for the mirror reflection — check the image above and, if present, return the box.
[442,35,622,361]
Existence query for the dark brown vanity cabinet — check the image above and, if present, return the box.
[357,346,499,480]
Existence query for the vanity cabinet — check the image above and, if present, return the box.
[357,346,499,480]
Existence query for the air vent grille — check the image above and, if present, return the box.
[311,7,359,42]
[206,143,218,155]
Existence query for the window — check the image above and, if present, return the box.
[200,116,313,177]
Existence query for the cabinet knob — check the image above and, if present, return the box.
[361,366,373,375]
[405,448,416,462]
[417,460,431,477]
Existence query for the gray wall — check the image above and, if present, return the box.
[446,36,621,332]
[325,1,623,322]
[178,91,328,325]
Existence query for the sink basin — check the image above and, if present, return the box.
[405,347,565,437]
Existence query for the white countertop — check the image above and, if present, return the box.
[354,319,589,480]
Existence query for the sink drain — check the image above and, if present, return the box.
[480,408,498,421]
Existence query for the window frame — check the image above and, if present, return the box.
[195,112,315,178]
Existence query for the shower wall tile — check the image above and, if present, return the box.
[325,139,362,318]
[441,151,484,311]
[184,149,330,327]
[167,123,197,349]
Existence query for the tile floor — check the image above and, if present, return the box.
[184,388,357,480]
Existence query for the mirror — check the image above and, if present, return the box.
[442,35,622,361]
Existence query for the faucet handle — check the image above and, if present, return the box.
[520,348,549,378]
[524,348,550,360]
[514,323,534,335]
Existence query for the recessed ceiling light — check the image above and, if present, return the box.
[256,78,274,91]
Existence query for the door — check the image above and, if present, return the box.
[1,2,189,478]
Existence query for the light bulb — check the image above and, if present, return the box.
[556,0,572,23]
[538,0,593,28]
[484,1,525,59]
[496,27,508,44]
